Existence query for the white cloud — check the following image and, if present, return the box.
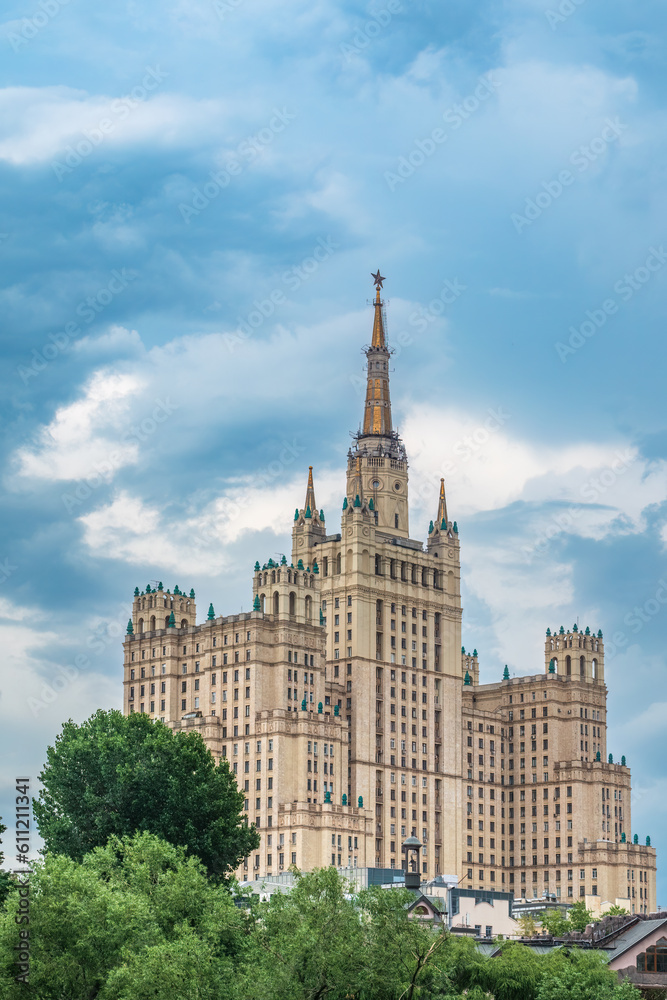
[0,85,226,165]
[11,371,143,483]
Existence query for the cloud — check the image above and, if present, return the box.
[0,85,226,165]
[11,371,144,483]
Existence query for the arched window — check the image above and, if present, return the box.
[289,592,296,617]
[566,655,571,676]
[433,570,440,590]
[163,598,167,608]
[273,592,279,616]
[421,567,428,587]
[375,554,382,575]
[592,658,597,679]
[323,557,328,577]
[138,618,144,633]
[150,615,156,631]
[401,562,408,582]
[336,553,341,575]
[411,564,418,584]
[305,595,312,620]
[259,594,265,613]
[141,598,146,610]
[552,658,558,674]
[164,617,170,629]
[271,571,276,583]
[181,619,188,628]
[580,655,585,677]
[394,513,399,529]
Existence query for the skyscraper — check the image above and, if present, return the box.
[123,274,656,912]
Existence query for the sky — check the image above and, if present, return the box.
[1,0,666,901]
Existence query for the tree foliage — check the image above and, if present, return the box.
[0,832,245,999]
[605,904,629,917]
[538,908,570,936]
[0,858,643,1000]
[567,900,594,932]
[33,708,259,880]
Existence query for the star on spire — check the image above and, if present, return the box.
[371,270,385,289]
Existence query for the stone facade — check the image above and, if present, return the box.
[121,276,656,906]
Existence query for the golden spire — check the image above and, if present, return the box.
[362,271,392,437]
[371,285,386,348]
[304,465,317,516]
[437,478,448,529]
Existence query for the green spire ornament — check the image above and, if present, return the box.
[207,603,215,620]
[324,790,331,803]
[342,497,348,510]
[353,494,361,508]
[294,508,299,521]
[305,506,312,519]
[318,701,323,714]
[253,595,260,611]
[368,497,374,510]
[621,755,626,766]
[647,836,651,846]
[297,559,304,570]
[464,670,472,686]
[334,705,340,717]
[621,831,626,843]
[320,509,325,521]
[134,587,140,596]
[313,560,319,574]
[126,619,134,635]
[281,555,287,565]
[158,582,163,591]
[548,658,556,674]
[168,611,175,628]
[452,521,458,533]
[608,753,614,764]
[473,649,478,657]
[634,834,639,845]
[546,628,551,636]
[358,796,363,808]
[320,608,325,625]
[301,698,307,711]
[342,793,347,805]
[596,751,601,762]
[190,588,195,598]
[503,665,510,680]
[428,520,434,534]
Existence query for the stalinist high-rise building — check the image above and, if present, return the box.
[123,273,657,914]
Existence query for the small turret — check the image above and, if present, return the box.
[126,619,134,635]
[207,603,215,621]
[427,478,456,552]
[503,665,510,680]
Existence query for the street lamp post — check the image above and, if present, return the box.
[402,836,422,891]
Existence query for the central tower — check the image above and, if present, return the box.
[347,271,409,538]
[292,271,464,877]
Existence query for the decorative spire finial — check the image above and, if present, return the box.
[371,269,385,289]
[304,465,317,517]
[436,477,448,530]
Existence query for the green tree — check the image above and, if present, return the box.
[243,867,365,1000]
[567,899,594,932]
[516,913,538,937]
[538,908,570,936]
[357,885,447,999]
[605,904,629,916]
[33,709,259,881]
[536,948,641,1000]
[0,832,244,999]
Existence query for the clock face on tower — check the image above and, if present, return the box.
[372,480,380,490]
